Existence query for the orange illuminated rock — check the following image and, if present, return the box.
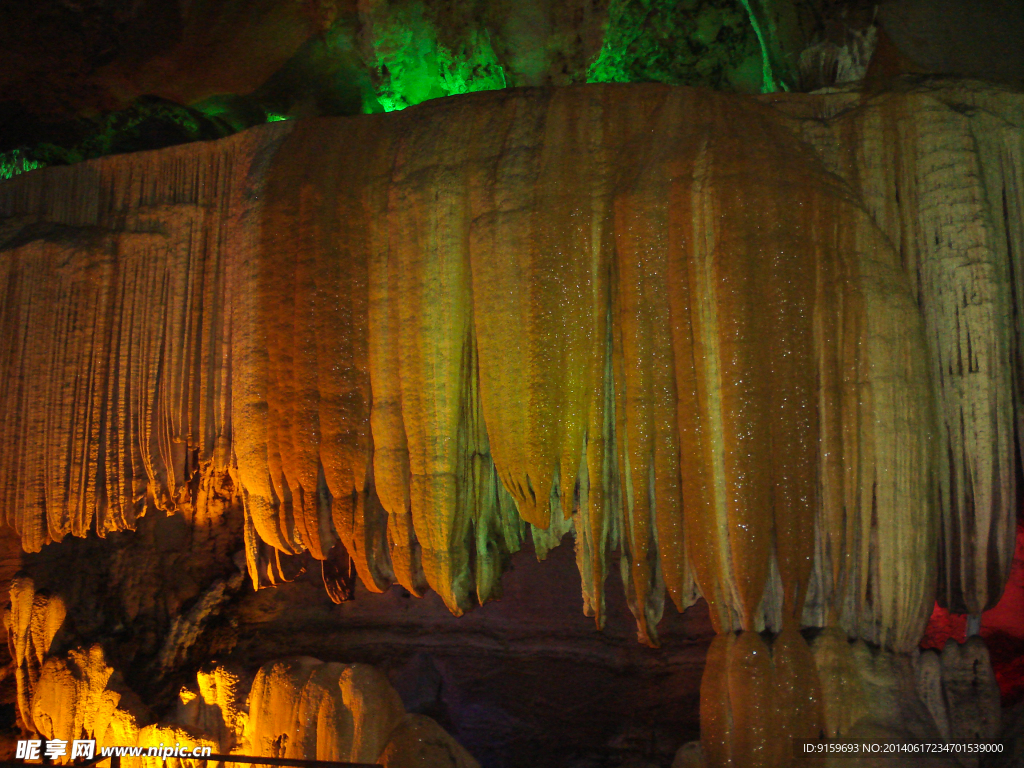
[1,82,1020,651]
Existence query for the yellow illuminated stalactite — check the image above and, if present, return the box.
[102,248,132,533]
[469,89,615,612]
[0,86,949,650]
[0,149,242,552]
[0,243,48,550]
[612,188,670,644]
[383,100,485,614]
[673,130,732,634]
[705,113,776,631]
[469,90,601,535]
[468,92,547,529]
[605,88,695,645]
[457,323,524,606]
[813,217,852,629]
[367,139,427,596]
[261,122,330,560]
[132,238,170,526]
[670,97,853,638]
[576,92,615,627]
[532,91,601,536]
[315,122,392,591]
[260,119,397,589]
[752,123,820,629]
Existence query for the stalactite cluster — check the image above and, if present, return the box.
[0,138,246,552]
[1,83,1020,656]
[775,82,1024,617]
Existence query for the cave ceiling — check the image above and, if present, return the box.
[0,3,1023,768]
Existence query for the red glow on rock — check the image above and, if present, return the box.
[921,602,967,650]
[922,518,1024,705]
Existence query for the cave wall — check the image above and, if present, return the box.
[1,80,1023,767]
[1,80,1021,640]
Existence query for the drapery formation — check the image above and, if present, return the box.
[1,83,1020,651]
[775,82,1024,616]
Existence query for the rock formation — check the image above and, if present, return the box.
[5,576,477,766]
[1,80,1022,767]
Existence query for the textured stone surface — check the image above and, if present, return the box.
[0,81,1021,768]
[771,80,1024,618]
[0,84,960,653]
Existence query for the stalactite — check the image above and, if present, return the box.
[371,98,483,614]
[607,87,680,645]
[2,83,1018,652]
[0,135,247,552]
[778,86,1022,617]
[258,118,399,594]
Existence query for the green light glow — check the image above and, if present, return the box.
[0,149,44,181]
[266,112,291,122]
[737,0,778,93]
[587,0,765,93]
[367,5,507,112]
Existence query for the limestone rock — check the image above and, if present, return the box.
[18,644,476,767]
[939,638,1000,744]
[5,576,67,732]
[243,658,405,763]
[135,724,218,768]
[3,82,1022,652]
[774,82,1024,617]
[379,714,480,768]
[173,663,251,753]
[914,649,951,741]
[811,630,945,745]
[28,644,149,749]
[983,700,1024,768]
[672,741,704,768]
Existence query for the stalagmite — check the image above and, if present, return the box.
[6,577,67,733]
[245,659,405,763]
[700,627,824,768]
[727,632,777,767]
[772,626,825,753]
[699,634,733,767]
[175,664,250,752]
[19,646,477,768]
[938,637,1001,744]
[379,714,481,768]
[28,644,149,752]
